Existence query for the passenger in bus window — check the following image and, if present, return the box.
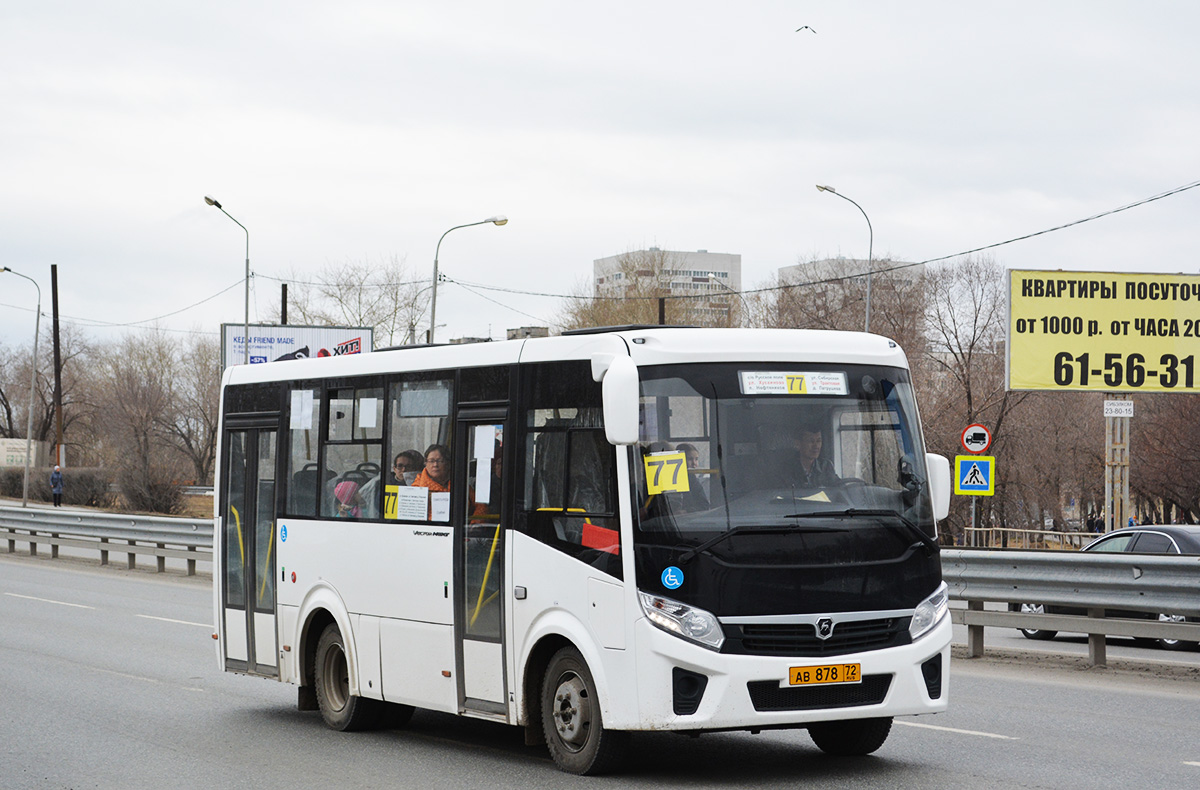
[333,480,363,518]
[676,443,701,470]
[391,450,424,485]
[412,444,452,492]
[674,443,710,511]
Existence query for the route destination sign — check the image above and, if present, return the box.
[1008,270,1200,392]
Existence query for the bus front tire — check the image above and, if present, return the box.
[808,716,893,756]
[314,623,380,731]
[540,647,627,775]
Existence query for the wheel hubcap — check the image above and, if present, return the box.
[552,673,591,750]
[1159,613,1185,645]
[322,643,349,711]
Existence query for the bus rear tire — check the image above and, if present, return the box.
[314,623,380,731]
[540,647,627,775]
[808,716,892,756]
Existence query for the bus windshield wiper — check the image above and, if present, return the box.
[784,508,938,552]
[678,523,843,564]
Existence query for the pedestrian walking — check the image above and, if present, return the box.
[49,465,64,507]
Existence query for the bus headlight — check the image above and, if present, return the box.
[638,592,725,651]
[909,582,949,641]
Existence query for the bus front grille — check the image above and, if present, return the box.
[722,617,910,657]
[746,674,892,712]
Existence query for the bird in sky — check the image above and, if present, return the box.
[796,26,816,33]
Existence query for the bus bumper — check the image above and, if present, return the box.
[627,614,951,731]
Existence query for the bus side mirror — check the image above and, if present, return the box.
[926,453,950,521]
[599,355,639,445]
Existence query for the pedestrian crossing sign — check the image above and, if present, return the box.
[954,455,995,496]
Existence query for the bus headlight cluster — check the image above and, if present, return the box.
[638,592,724,651]
[909,582,949,641]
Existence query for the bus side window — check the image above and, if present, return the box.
[286,387,323,517]
[525,420,621,579]
[322,385,383,519]
[386,376,454,522]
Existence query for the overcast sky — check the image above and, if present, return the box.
[3,1,1199,348]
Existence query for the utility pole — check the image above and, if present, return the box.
[51,265,64,466]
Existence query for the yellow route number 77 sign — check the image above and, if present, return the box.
[644,452,691,495]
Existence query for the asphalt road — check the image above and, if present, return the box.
[3,553,1199,789]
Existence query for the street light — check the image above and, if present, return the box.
[428,216,508,344]
[816,185,874,332]
[707,272,748,325]
[204,196,251,364]
[2,266,41,507]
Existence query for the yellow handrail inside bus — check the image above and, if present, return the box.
[470,524,502,628]
[258,520,274,605]
[230,505,244,566]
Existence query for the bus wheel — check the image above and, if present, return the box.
[808,717,892,756]
[540,647,627,775]
[314,623,380,731]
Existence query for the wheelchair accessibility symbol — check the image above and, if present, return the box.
[280,525,288,542]
[661,566,684,590]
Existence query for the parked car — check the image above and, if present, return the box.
[1011,525,1200,650]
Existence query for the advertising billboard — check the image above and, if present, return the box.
[1008,270,1200,392]
[221,324,374,370]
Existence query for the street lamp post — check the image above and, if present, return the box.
[2,266,41,507]
[428,216,508,344]
[816,185,874,332]
[707,272,748,326]
[204,196,251,364]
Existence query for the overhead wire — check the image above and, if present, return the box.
[7,178,1195,336]
[451,177,1200,301]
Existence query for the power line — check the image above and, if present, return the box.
[443,276,555,325]
[452,177,1200,301]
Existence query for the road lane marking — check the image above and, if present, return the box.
[895,720,1019,740]
[136,614,211,628]
[5,592,94,609]
[1184,762,1200,767]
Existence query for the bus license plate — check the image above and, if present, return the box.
[788,663,861,686]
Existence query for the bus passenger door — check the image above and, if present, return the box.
[457,421,506,713]
[220,427,279,677]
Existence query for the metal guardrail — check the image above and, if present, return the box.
[943,548,1200,666]
[0,505,213,576]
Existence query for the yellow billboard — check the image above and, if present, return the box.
[1008,270,1200,392]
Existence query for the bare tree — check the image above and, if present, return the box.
[0,324,97,466]
[1134,395,1200,523]
[766,257,928,357]
[161,334,221,485]
[94,332,189,513]
[269,256,428,347]
[920,256,1029,540]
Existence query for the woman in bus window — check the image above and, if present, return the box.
[412,444,452,492]
[333,481,363,518]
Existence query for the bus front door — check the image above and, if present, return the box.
[458,421,506,713]
[220,427,279,677]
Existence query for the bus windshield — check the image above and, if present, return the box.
[633,363,935,565]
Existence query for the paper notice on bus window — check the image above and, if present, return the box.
[739,371,848,396]
[290,390,314,429]
[475,467,491,503]
[358,398,378,429]
[393,486,428,521]
[430,491,450,522]
[474,426,495,460]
